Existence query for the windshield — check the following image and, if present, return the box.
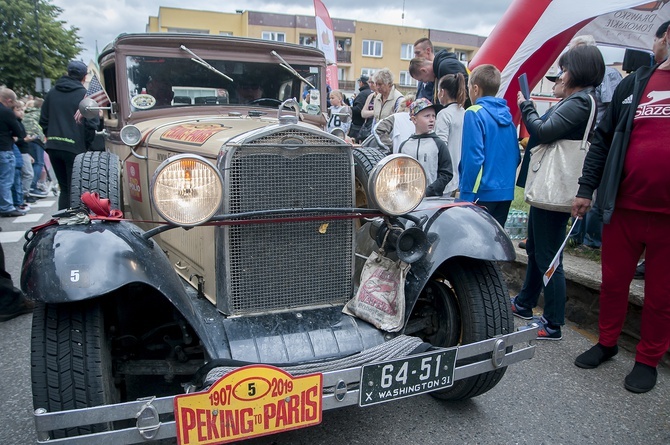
[125,55,321,111]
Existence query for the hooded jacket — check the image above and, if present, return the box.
[432,50,469,107]
[40,76,97,154]
[350,83,372,128]
[460,96,519,202]
[398,132,453,196]
[577,65,660,224]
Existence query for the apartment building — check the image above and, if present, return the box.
[146,7,485,94]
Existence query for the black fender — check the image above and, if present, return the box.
[20,221,228,355]
[404,199,515,322]
[356,198,515,324]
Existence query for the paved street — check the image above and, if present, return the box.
[1,199,669,444]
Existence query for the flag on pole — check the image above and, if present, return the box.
[313,0,339,90]
[87,72,111,107]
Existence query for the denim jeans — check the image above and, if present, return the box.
[569,206,602,248]
[516,206,570,326]
[29,142,45,190]
[12,168,24,206]
[0,151,16,212]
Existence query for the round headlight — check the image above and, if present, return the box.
[368,154,426,216]
[151,155,223,226]
[120,125,142,146]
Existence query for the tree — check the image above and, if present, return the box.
[0,0,82,96]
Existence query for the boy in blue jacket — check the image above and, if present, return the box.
[459,64,520,227]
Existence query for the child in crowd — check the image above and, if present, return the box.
[326,90,351,136]
[459,64,519,227]
[398,98,453,197]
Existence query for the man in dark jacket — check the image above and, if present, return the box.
[572,50,670,393]
[413,37,435,101]
[40,60,98,209]
[409,50,470,108]
[348,76,372,142]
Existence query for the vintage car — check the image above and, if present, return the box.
[23,33,536,444]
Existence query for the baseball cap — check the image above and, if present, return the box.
[545,70,563,83]
[67,60,88,80]
[409,98,437,117]
[358,75,369,83]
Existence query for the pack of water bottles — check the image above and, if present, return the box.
[505,209,528,240]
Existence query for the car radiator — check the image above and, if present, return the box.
[218,129,355,315]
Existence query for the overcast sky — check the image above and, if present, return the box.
[51,0,516,63]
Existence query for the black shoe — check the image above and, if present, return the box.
[0,209,26,217]
[0,295,35,322]
[634,260,645,280]
[518,239,527,249]
[575,343,619,369]
[25,196,38,203]
[624,362,657,393]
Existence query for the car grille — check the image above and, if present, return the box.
[218,129,354,315]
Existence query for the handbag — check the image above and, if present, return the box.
[524,94,596,213]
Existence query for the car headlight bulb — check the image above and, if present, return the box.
[368,154,426,216]
[151,155,223,226]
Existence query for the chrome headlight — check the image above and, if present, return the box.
[150,155,223,226]
[368,154,426,216]
[120,125,142,146]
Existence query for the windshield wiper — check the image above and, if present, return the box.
[271,50,315,89]
[180,45,233,82]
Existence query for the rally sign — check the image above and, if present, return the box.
[174,365,322,445]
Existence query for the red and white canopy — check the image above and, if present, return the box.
[471,0,670,120]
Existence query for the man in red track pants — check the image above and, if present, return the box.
[571,25,670,393]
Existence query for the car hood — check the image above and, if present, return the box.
[134,113,294,158]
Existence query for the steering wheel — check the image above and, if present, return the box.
[248,98,283,107]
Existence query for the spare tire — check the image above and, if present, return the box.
[70,151,121,209]
[353,146,386,211]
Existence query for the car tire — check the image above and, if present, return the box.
[31,301,119,438]
[417,258,513,401]
[352,146,386,210]
[70,151,121,209]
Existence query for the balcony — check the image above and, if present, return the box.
[336,50,351,64]
[337,80,356,91]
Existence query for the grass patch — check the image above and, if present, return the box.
[511,186,530,212]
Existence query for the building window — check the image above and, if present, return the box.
[262,31,286,42]
[362,40,383,57]
[399,71,417,87]
[300,35,317,47]
[219,31,233,36]
[401,44,414,60]
[361,68,377,79]
[166,27,208,34]
[455,51,469,62]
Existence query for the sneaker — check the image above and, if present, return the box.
[518,316,562,341]
[518,239,527,249]
[0,294,35,322]
[624,362,657,393]
[29,188,49,198]
[25,196,38,203]
[17,204,30,212]
[575,343,618,369]
[0,209,26,217]
[510,296,533,320]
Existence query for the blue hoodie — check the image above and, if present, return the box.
[459,96,519,202]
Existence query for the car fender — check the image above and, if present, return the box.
[402,200,515,321]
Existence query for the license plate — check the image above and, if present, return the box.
[174,365,322,445]
[359,348,457,406]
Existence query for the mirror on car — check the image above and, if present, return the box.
[78,97,103,119]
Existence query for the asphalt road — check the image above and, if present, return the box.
[1,197,669,445]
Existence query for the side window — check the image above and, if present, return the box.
[400,44,413,60]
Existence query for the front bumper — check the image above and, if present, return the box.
[34,328,537,444]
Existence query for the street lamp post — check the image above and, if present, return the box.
[33,0,47,95]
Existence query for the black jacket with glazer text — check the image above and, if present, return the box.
[576,64,658,224]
